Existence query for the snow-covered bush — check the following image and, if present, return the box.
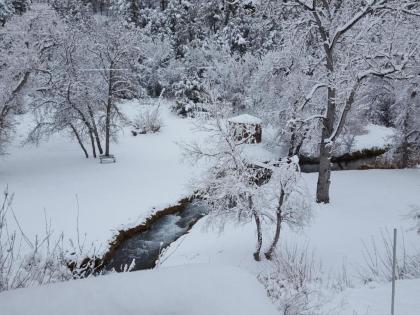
[183,104,312,261]
[132,104,162,135]
[259,243,325,315]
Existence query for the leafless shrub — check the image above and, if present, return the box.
[132,106,162,134]
[0,188,74,292]
[358,230,420,284]
[259,243,326,315]
[0,189,104,292]
[132,98,164,135]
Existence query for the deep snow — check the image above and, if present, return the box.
[0,264,279,315]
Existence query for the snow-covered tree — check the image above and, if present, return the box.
[0,4,40,154]
[184,103,312,261]
[275,0,420,203]
[392,83,420,167]
[110,0,141,25]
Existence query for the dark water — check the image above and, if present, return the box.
[104,201,208,272]
[300,156,379,173]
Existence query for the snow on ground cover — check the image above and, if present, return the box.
[159,169,420,312]
[161,169,420,278]
[353,124,395,151]
[0,264,279,315]
[329,278,420,315]
[0,100,204,253]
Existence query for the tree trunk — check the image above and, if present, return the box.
[316,45,336,203]
[253,211,263,262]
[89,130,97,158]
[87,105,103,155]
[70,124,89,158]
[250,196,262,261]
[265,187,284,260]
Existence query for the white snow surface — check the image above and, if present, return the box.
[159,169,420,313]
[353,124,394,151]
[0,100,203,253]
[0,264,279,315]
[227,113,262,124]
[330,279,420,315]
[162,169,420,278]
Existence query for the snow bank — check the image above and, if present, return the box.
[0,264,278,315]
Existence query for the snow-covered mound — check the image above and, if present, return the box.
[0,264,278,315]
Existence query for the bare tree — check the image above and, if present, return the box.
[282,0,420,203]
[88,21,140,157]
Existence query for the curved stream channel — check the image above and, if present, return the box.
[103,201,208,272]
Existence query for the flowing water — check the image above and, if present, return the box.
[104,201,207,272]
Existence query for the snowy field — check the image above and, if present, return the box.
[0,100,203,253]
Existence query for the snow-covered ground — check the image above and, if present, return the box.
[160,169,420,313]
[162,169,420,276]
[0,100,203,253]
[0,264,279,315]
[1,100,419,314]
[329,278,420,315]
[353,124,395,151]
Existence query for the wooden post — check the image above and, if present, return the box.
[391,228,397,315]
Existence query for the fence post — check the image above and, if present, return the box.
[391,228,397,315]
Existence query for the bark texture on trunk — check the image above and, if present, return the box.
[250,196,262,261]
[316,45,336,203]
[70,123,89,158]
[89,130,97,158]
[88,105,103,155]
[265,187,284,260]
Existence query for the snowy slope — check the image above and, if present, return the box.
[0,264,279,315]
[0,100,203,253]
